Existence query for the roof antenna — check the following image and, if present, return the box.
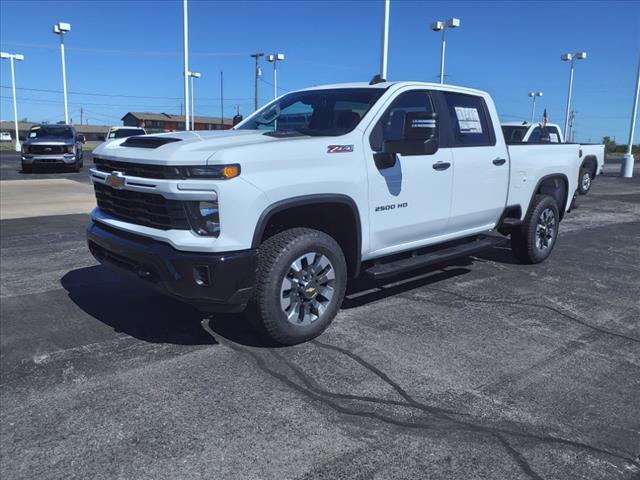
[369,74,386,85]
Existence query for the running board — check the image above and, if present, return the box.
[364,235,508,279]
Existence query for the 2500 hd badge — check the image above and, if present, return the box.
[375,202,408,212]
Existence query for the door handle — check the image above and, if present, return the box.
[492,158,507,166]
[432,161,451,171]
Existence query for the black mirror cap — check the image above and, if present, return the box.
[383,136,439,156]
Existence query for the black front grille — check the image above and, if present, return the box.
[94,183,190,230]
[93,157,181,179]
[29,144,67,154]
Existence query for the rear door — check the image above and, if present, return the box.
[365,89,454,255]
[442,92,509,234]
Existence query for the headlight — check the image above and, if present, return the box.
[183,164,240,179]
[185,200,220,237]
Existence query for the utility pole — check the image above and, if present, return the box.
[80,107,83,126]
[380,0,390,80]
[621,54,639,178]
[183,0,190,130]
[250,52,264,111]
[220,71,224,129]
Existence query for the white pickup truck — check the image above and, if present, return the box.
[501,121,605,195]
[87,81,579,345]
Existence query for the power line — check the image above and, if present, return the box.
[0,85,254,101]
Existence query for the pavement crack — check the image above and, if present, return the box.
[418,287,640,344]
[201,319,640,475]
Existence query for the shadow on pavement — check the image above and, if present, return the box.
[60,249,512,348]
[61,266,217,346]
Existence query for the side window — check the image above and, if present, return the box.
[547,127,561,143]
[442,92,494,147]
[528,127,543,143]
[369,90,434,152]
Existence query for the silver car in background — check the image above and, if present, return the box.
[21,124,84,173]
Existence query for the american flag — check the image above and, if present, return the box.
[542,109,548,128]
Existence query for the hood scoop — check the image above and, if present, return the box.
[121,137,182,149]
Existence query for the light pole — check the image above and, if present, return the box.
[380,0,390,80]
[561,51,587,139]
[188,71,201,130]
[266,53,285,99]
[1,52,24,152]
[183,0,190,131]
[621,54,640,178]
[250,52,264,111]
[431,18,460,84]
[528,92,543,123]
[52,22,71,124]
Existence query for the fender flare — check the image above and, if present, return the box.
[527,173,570,220]
[251,194,363,275]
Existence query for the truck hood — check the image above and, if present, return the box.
[93,129,288,165]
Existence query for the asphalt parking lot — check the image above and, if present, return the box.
[1,151,639,479]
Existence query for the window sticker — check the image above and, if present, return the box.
[549,133,559,143]
[454,106,483,134]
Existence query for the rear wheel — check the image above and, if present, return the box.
[511,195,559,264]
[578,168,592,195]
[250,228,347,345]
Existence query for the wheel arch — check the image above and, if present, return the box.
[252,194,362,277]
[581,155,598,178]
[527,174,570,220]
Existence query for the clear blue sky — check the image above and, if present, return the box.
[1,0,639,143]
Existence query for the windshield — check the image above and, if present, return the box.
[237,88,385,136]
[501,125,529,143]
[109,128,145,139]
[28,126,74,139]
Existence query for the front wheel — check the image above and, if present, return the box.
[511,195,560,264]
[578,168,592,195]
[250,228,347,345]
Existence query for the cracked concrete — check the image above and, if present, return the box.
[1,157,639,479]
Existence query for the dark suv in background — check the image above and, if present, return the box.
[21,124,85,173]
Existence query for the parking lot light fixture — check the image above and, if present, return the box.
[431,17,460,84]
[188,71,201,130]
[561,51,587,139]
[1,52,24,152]
[528,92,543,123]
[52,22,71,124]
[266,53,285,99]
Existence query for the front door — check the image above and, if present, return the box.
[365,89,454,256]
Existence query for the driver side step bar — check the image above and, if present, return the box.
[364,235,508,279]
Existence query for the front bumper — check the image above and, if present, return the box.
[22,155,77,166]
[87,220,256,312]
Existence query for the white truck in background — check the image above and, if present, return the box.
[501,121,605,194]
[87,80,580,345]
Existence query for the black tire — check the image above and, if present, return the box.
[511,194,560,264]
[578,168,592,195]
[21,163,32,173]
[250,228,347,345]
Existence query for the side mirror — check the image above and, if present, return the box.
[383,111,439,156]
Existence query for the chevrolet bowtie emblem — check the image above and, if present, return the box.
[105,171,126,190]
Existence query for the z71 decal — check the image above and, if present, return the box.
[327,145,354,153]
